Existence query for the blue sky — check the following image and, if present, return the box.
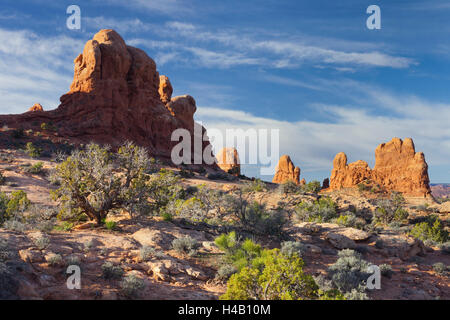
[1,0,450,183]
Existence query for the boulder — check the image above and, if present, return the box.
[326,232,356,249]
[376,233,427,261]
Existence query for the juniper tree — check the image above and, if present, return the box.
[50,142,151,224]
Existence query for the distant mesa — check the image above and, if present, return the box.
[329,137,431,197]
[28,103,43,112]
[216,147,240,175]
[0,29,213,164]
[272,155,301,185]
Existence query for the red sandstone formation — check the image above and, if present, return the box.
[216,147,240,175]
[329,138,431,197]
[0,29,212,163]
[28,103,43,112]
[159,75,173,105]
[272,155,300,184]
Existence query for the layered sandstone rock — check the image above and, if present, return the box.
[329,138,431,197]
[216,147,240,175]
[0,29,213,163]
[272,155,300,184]
[330,153,372,189]
[28,104,43,112]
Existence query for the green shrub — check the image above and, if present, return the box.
[0,190,31,224]
[121,274,145,298]
[379,264,393,278]
[326,249,371,295]
[295,197,337,222]
[215,233,263,271]
[104,220,117,231]
[220,248,318,300]
[139,246,164,261]
[303,181,321,194]
[432,262,447,276]
[373,193,408,225]
[410,215,448,244]
[0,172,5,185]
[172,236,200,256]
[242,179,266,192]
[215,265,237,282]
[280,241,305,258]
[148,169,183,214]
[334,212,366,229]
[25,142,41,158]
[54,221,74,231]
[47,253,63,267]
[102,262,124,280]
[278,181,301,194]
[33,236,50,250]
[24,162,44,174]
[40,123,55,131]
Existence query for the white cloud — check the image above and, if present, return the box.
[0,28,83,113]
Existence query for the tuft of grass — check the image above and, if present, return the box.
[172,236,200,256]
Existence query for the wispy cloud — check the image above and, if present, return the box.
[83,16,155,34]
[160,21,417,69]
[102,0,193,15]
[0,28,83,113]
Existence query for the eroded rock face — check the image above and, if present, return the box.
[0,29,213,163]
[159,75,173,104]
[329,138,431,197]
[28,104,43,112]
[330,153,372,189]
[272,155,300,184]
[216,147,240,175]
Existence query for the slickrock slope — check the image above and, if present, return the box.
[330,138,431,197]
[0,29,212,163]
[272,155,300,184]
[216,147,240,175]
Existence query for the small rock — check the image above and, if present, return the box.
[326,232,356,249]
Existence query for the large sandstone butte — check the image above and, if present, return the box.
[0,29,212,163]
[272,155,300,184]
[330,138,431,197]
[216,147,240,175]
